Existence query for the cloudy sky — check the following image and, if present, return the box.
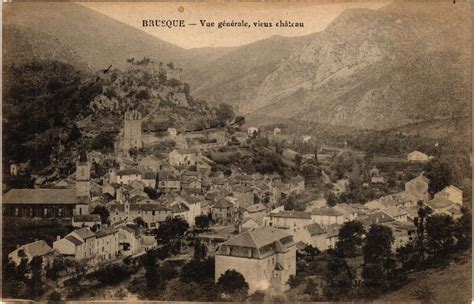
[80,2,388,49]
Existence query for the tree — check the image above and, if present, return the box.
[335,220,366,258]
[425,214,456,265]
[91,132,115,153]
[217,269,249,295]
[423,159,453,195]
[413,201,433,265]
[181,257,215,284]
[143,250,159,289]
[362,224,396,291]
[325,191,337,207]
[287,274,304,288]
[215,103,235,126]
[29,256,45,298]
[195,214,210,230]
[453,207,472,251]
[323,257,353,298]
[144,187,159,199]
[134,217,146,228]
[363,224,394,265]
[155,217,189,244]
[283,194,306,212]
[92,205,110,224]
[295,154,303,171]
[193,238,208,261]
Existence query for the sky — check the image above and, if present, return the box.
[80,2,388,49]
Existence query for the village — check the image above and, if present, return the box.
[2,102,470,301]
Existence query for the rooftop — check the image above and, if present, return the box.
[270,210,312,219]
[311,207,344,217]
[3,189,78,205]
[305,223,326,236]
[73,227,96,240]
[95,227,118,238]
[73,214,101,222]
[219,226,293,249]
[245,203,267,213]
[17,240,54,257]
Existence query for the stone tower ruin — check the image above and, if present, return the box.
[123,110,143,151]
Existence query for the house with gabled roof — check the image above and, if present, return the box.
[215,226,296,293]
[333,203,359,222]
[243,203,267,221]
[294,222,328,251]
[241,217,262,230]
[434,185,463,205]
[407,151,431,162]
[358,211,395,228]
[211,198,235,224]
[311,207,344,226]
[9,240,54,269]
[384,207,408,222]
[426,196,461,218]
[95,226,119,262]
[264,210,313,233]
[405,175,429,203]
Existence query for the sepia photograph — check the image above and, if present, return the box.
[2,1,472,302]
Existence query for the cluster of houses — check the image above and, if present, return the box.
[3,111,466,294]
[209,173,464,293]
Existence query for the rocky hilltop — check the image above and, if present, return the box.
[232,3,471,130]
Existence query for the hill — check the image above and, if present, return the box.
[241,3,471,131]
[186,34,319,110]
[375,257,472,303]
[3,2,213,72]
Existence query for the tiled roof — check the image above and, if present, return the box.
[131,204,171,212]
[311,207,343,217]
[175,148,200,154]
[427,197,455,209]
[19,240,54,257]
[3,189,78,205]
[65,235,84,246]
[358,211,395,226]
[245,203,267,213]
[168,203,190,213]
[74,227,96,240]
[117,169,141,176]
[73,214,101,222]
[214,198,234,209]
[95,227,118,238]
[142,172,157,179]
[270,210,311,219]
[220,226,293,249]
[305,223,326,236]
[384,207,408,218]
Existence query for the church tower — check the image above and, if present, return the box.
[76,151,91,198]
[123,110,142,151]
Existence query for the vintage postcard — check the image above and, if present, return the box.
[2,1,472,302]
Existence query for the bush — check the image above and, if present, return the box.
[92,264,134,286]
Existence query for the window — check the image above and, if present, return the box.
[152,211,155,216]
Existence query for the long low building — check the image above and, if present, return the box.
[2,189,84,219]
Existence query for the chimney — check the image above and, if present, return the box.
[56,235,61,241]
[16,244,20,249]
